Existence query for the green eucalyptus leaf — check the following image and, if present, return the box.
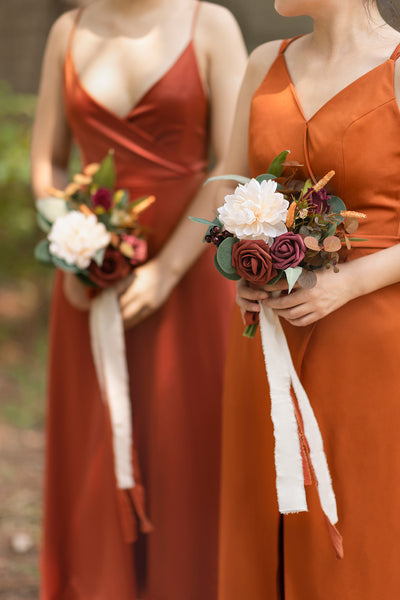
[34,239,53,264]
[36,197,68,223]
[328,196,346,213]
[214,253,241,281]
[115,189,129,209]
[189,216,217,227]
[256,173,276,184]
[266,150,290,178]
[205,174,251,186]
[92,150,116,189]
[301,178,313,197]
[216,236,238,274]
[266,271,284,286]
[285,266,303,293]
[93,247,106,267]
[36,212,52,233]
[77,272,98,287]
[52,256,81,273]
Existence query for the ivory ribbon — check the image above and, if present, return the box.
[258,301,338,526]
[89,288,135,489]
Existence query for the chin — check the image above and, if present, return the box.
[274,0,311,17]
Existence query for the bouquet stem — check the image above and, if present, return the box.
[243,322,259,338]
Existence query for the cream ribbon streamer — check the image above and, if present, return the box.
[258,301,338,525]
[89,288,135,489]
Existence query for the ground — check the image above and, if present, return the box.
[0,280,49,599]
[0,425,43,599]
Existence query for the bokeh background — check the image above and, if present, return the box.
[0,1,310,597]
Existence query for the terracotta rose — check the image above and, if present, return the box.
[232,239,276,285]
[88,246,132,288]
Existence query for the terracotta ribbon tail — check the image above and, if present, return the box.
[89,288,153,542]
[258,301,342,558]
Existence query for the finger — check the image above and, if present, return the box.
[264,288,307,309]
[237,287,268,302]
[236,296,261,313]
[237,279,269,301]
[264,279,289,292]
[274,303,309,322]
[282,311,317,327]
[122,305,152,329]
[115,273,135,296]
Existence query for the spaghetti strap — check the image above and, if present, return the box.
[390,42,400,61]
[191,1,201,38]
[67,7,85,53]
[279,35,304,55]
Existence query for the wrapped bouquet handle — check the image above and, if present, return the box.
[89,288,153,540]
[258,300,343,558]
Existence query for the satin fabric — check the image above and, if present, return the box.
[40,10,234,599]
[219,38,400,599]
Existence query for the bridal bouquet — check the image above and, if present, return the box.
[191,150,367,557]
[35,151,154,290]
[34,151,154,538]
[192,150,366,337]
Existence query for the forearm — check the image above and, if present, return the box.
[344,243,400,299]
[31,159,69,199]
[155,163,226,285]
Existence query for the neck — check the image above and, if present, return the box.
[103,0,168,14]
[309,2,390,57]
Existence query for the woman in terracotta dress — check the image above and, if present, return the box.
[218,0,400,598]
[31,1,246,598]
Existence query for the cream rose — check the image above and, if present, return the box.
[48,211,111,269]
[217,178,289,243]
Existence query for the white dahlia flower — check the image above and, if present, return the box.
[48,211,111,269]
[218,178,289,243]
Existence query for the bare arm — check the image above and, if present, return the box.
[120,4,249,327]
[31,11,90,309]
[31,12,76,198]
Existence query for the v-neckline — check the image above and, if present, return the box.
[68,40,194,121]
[281,53,393,123]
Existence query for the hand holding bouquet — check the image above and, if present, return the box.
[35,151,154,292]
[191,151,367,553]
[34,151,154,536]
[192,150,366,336]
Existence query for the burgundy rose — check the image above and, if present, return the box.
[307,187,331,214]
[270,232,306,270]
[88,246,132,288]
[232,239,277,285]
[121,234,148,266]
[91,187,113,211]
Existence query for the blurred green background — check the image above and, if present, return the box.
[0,81,50,430]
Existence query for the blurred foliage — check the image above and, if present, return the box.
[0,81,51,429]
[0,80,39,279]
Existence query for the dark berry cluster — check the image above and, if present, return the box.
[205,226,233,247]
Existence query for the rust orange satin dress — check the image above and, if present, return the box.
[40,9,234,600]
[219,38,400,599]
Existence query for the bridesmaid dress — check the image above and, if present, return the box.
[219,38,400,599]
[41,5,234,599]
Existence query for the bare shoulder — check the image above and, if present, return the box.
[197,1,243,42]
[249,40,283,79]
[45,9,79,65]
[243,40,283,94]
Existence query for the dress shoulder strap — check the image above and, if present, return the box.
[67,7,85,53]
[191,1,201,38]
[390,42,400,61]
[279,35,303,55]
